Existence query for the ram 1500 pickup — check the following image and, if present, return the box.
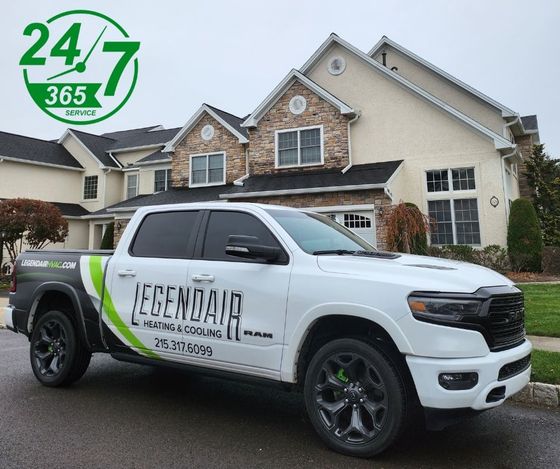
[3,202,531,457]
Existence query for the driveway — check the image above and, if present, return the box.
[1,329,559,468]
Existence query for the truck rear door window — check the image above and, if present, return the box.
[131,211,198,258]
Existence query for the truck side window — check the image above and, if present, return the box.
[203,211,282,262]
[131,211,198,258]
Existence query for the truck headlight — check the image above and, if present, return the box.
[408,296,482,321]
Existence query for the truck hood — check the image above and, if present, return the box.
[316,252,514,293]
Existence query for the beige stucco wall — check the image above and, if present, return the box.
[138,163,172,195]
[104,170,123,207]
[389,156,510,246]
[308,44,511,246]
[372,46,506,135]
[0,160,82,202]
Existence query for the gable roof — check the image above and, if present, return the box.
[241,69,355,128]
[368,36,517,118]
[133,150,171,166]
[224,160,403,199]
[0,131,83,170]
[206,104,248,138]
[101,125,162,139]
[164,104,249,152]
[63,129,121,168]
[521,115,538,132]
[108,127,181,152]
[300,34,514,152]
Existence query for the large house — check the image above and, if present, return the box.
[0,34,540,259]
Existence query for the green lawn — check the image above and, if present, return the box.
[531,350,560,385]
[518,284,560,337]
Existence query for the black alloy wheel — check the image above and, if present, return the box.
[304,338,408,458]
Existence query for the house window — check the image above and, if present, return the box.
[426,167,479,245]
[427,168,476,193]
[154,169,171,192]
[190,153,225,186]
[83,176,98,200]
[126,174,138,199]
[343,213,372,229]
[276,126,322,167]
[428,199,480,245]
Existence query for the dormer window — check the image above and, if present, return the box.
[190,152,225,187]
[276,126,323,168]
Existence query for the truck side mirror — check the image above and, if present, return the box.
[225,235,282,262]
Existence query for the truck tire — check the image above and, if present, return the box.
[304,338,408,458]
[30,310,91,387]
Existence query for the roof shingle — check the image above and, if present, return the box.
[0,131,82,168]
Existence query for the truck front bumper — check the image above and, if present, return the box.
[407,339,532,411]
[2,305,16,332]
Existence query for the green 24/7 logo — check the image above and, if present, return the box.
[19,10,140,125]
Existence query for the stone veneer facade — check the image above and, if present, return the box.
[235,189,392,250]
[514,134,535,199]
[248,81,350,175]
[113,219,130,247]
[171,112,246,188]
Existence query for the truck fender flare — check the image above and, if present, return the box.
[281,303,414,383]
[27,282,92,350]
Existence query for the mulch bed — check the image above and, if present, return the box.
[506,272,560,283]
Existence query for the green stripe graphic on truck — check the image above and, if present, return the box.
[89,256,159,359]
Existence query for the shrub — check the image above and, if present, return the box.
[474,245,510,273]
[507,198,543,272]
[100,222,114,250]
[542,246,560,274]
[386,202,430,254]
[0,198,68,264]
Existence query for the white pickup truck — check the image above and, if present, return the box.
[4,202,531,457]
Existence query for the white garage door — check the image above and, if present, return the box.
[328,211,376,247]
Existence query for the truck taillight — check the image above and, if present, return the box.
[9,264,16,293]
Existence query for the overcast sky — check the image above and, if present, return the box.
[1,0,559,156]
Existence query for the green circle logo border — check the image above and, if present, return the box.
[21,9,139,125]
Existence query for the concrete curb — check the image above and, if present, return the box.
[510,382,560,407]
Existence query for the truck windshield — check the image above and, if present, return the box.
[265,209,375,254]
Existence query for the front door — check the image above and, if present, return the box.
[185,209,291,379]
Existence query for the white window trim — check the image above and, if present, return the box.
[154,168,171,192]
[126,173,139,199]
[424,166,482,246]
[427,197,482,247]
[82,174,99,202]
[275,125,324,169]
[424,167,477,197]
[189,152,226,188]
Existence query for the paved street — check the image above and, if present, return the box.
[0,329,559,469]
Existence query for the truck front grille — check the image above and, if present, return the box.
[487,293,526,351]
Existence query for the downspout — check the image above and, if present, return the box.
[503,115,520,140]
[500,146,518,221]
[234,145,250,186]
[342,111,361,174]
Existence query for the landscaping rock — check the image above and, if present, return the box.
[510,383,533,403]
[533,383,559,407]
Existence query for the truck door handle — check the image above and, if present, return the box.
[191,274,215,283]
[118,269,137,277]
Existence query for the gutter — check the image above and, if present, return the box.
[341,111,361,174]
[221,182,387,199]
[504,115,520,139]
